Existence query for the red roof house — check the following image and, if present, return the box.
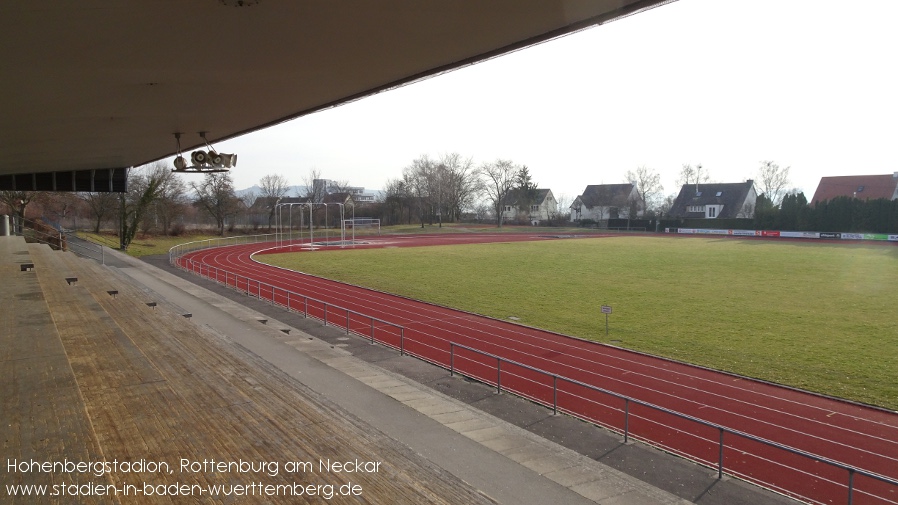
[811,174,898,205]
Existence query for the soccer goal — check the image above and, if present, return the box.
[343,218,381,236]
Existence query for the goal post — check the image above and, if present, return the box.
[343,218,381,236]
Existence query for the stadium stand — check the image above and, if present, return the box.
[3,237,496,504]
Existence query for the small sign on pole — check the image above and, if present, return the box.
[601,305,612,336]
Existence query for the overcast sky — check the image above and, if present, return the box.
[209,0,898,205]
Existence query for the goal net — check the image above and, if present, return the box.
[343,218,381,235]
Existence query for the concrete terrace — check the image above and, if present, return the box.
[2,235,796,504]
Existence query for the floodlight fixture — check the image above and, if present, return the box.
[171,132,235,173]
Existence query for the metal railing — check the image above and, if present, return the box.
[169,235,898,505]
[175,256,407,355]
[447,342,898,505]
[10,216,109,264]
[168,233,277,263]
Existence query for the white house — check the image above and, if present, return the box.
[667,180,757,219]
[502,188,557,225]
[570,184,641,222]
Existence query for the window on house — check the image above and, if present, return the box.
[708,206,717,218]
[857,185,865,192]
[716,191,723,197]
[504,206,512,212]
[531,205,539,211]
[688,205,703,213]
[695,191,702,197]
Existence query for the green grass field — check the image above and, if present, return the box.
[78,232,232,257]
[259,236,898,410]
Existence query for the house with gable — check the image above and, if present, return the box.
[667,180,757,219]
[501,188,557,225]
[569,183,641,223]
[811,173,898,205]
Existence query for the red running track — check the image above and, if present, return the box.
[177,233,898,505]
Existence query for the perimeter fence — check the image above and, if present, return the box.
[169,235,898,505]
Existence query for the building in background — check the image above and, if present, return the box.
[810,173,898,205]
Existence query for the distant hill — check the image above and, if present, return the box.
[236,185,382,203]
[236,185,309,200]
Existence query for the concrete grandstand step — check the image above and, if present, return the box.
[10,244,499,505]
[1,239,106,493]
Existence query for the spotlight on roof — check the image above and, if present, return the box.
[191,150,208,166]
[171,132,234,173]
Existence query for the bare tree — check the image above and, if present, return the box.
[258,174,290,230]
[152,168,188,235]
[191,172,239,236]
[438,153,480,223]
[555,193,572,222]
[403,155,437,227]
[119,163,167,249]
[676,163,711,187]
[301,168,326,203]
[40,192,82,230]
[658,193,678,216]
[80,192,119,233]
[473,202,492,223]
[756,160,791,207]
[382,177,412,225]
[625,165,664,213]
[1,191,42,229]
[478,159,517,228]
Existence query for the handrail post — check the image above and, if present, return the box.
[370,319,375,344]
[304,297,308,318]
[624,399,630,443]
[496,358,501,394]
[400,327,405,356]
[287,291,290,311]
[848,468,855,505]
[346,309,350,335]
[718,428,725,479]
[324,304,328,326]
[553,376,558,415]
[450,344,455,376]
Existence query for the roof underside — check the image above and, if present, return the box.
[0,0,673,192]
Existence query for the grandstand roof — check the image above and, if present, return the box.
[0,0,673,192]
